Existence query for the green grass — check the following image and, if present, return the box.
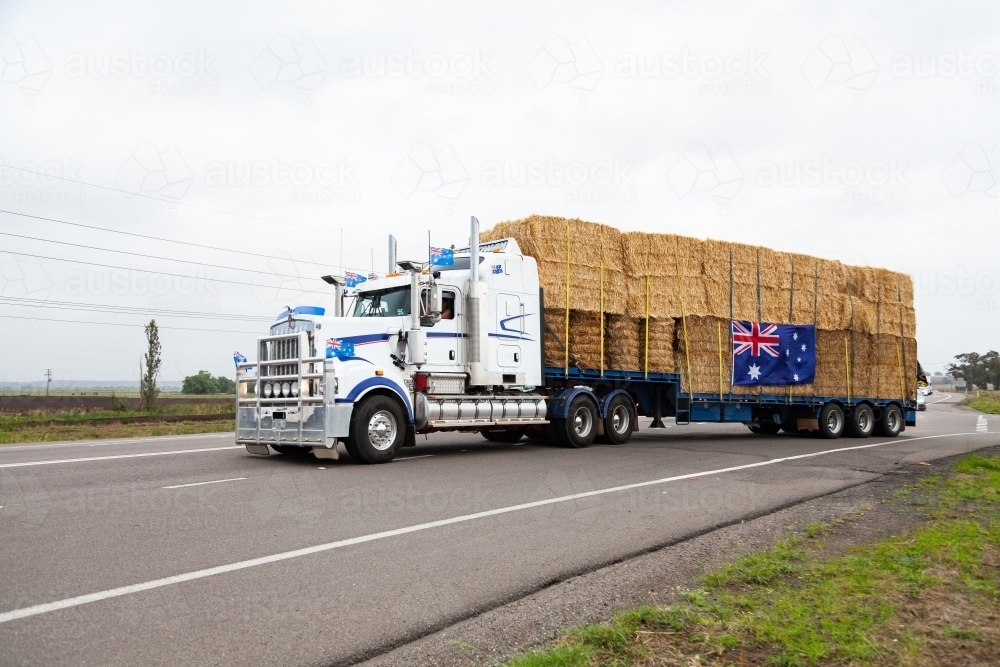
[505,454,1000,666]
[965,391,1000,414]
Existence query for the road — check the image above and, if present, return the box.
[0,393,995,666]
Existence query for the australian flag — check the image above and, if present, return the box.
[326,338,355,360]
[430,246,454,266]
[732,321,816,386]
[233,351,247,366]
[345,271,366,288]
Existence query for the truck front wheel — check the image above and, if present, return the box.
[345,395,406,464]
[552,395,599,448]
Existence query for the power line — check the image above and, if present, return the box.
[0,163,430,249]
[0,229,332,281]
[0,249,334,295]
[0,209,374,273]
[0,296,274,322]
[0,314,264,334]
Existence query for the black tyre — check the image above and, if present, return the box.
[553,394,599,448]
[480,428,526,443]
[846,404,874,438]
[344,395,405,463]
[597,394,635,445]
[874,404,903,437]
[818,403,845,439]
[780,422,800,434]
[748,423,781,435]
[271,444,314,458]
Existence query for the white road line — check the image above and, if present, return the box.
[163,477,247,489]
[0,446,243,469]
[928,393,953,405]
[0,432,233,453]
[0,429,991,626]
[976,415,988,433]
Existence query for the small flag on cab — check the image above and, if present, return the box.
[344,271,366,288]
[233,351,247,366]
[430,246,454,267]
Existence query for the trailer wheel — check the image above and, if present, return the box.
[597,395,635,445]
[553,395,599,448]
[480,428,526,443]
[817,403,845,439]
[846,404,874,438]
[748,423,781,435]
[344,395,405,463]
[874,404,903,438]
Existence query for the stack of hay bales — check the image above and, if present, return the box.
[481,215,917,400]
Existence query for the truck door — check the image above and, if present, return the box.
[424,288,463,368]
[496,293,523,369]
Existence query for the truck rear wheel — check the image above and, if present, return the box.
[345,395,405,464]
[818,403,845,439]
[597,394,635,445]
[552,395,598,448]
[480,428,526,443]
[846,404,874,438]
[874,404,903,437]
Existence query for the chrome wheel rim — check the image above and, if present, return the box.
[367,410,397,450]
[857,409,872,433]
[886,409,900,432]
[572,406,593,438]
[611,405,630,434]
[826,409,843,434]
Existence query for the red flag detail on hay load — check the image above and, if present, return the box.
[732,320,816,386]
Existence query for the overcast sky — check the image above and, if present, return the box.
[1,0,998,383]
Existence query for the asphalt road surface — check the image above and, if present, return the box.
[1,393,996,666]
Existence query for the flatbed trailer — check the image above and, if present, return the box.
[542,365,916,437]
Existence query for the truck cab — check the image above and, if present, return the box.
[236,220,549,463]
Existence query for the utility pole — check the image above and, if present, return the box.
[45,369,52,396]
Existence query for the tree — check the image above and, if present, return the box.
[182,371,218,394]
[140,320,162,410]
[182,371,236,394]
[947,351,1000,389]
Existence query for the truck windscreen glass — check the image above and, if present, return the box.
[353,286,411,317]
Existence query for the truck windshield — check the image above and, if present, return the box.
[352,286,411,317]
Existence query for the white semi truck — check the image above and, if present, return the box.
[236,217,915,463]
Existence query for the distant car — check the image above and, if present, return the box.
[925,385,934,395]
[916,391,926,411]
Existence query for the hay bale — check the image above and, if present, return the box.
[482,215,627,313]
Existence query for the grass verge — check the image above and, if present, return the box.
[0,419,234,445]
[965,391,1000,415]
[507,454,1000,666]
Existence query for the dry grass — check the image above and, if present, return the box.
[485,216,917,393]
[0,419,234,445]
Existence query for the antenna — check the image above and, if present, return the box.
[428,229,431,268]
[339,228,343,276]
[371,249,374,275]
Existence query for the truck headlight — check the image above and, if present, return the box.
[263,383,273,397]
[291,383,300,397]
[281,382,291,397]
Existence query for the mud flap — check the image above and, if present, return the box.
[403,424,417,447]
